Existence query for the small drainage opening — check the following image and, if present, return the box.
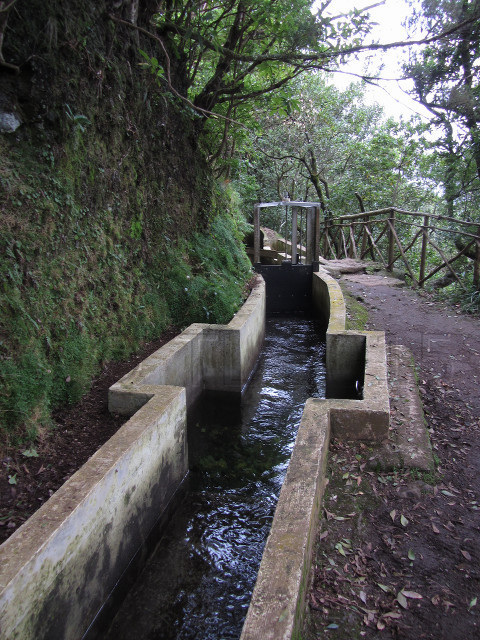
[326,333,366,400]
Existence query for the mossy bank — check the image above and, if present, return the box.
[0,1,251,444]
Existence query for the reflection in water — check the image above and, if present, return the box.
[105,317,326,640]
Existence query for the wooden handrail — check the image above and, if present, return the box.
[337,207,479,229]
[324,217,480,242]
[319,205,480,291]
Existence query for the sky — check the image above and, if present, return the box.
[314,0,432,121]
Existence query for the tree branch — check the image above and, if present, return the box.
[108,13,247,126]
[0,0,19,72]
[327,14,479,57]
[328,1,385,21]
[154,12,478,66]
[0,0,17,13]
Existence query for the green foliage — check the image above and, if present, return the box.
[404,0,480,218]
[341,288,369,331]
[140,0,381,169]
[432,273,480,315]
[0,129,251,443]
[233,74,436,222]
[161,212,252,327]
[0,6,251,446]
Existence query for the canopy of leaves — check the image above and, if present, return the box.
[405,0,480,187]
[234,75,435,221]
[147,0,375,117]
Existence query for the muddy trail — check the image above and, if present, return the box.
[305,273,480,640]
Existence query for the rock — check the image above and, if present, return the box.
[319,258,367,275]
[0,111,21,133]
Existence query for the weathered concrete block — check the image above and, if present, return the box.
[0,387,187,640]
[385,345,433,470]
[312,269,346,331]
[241,270,391,640]
[0,280,266,640]
[109,279,266,410]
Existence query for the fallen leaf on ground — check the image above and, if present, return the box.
[397,591,408,609]
[383,611,402,619]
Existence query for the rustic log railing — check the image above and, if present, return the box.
[320,207,480,290]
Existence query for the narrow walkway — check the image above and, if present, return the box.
[343,272,480,417]
[305,270,480,640]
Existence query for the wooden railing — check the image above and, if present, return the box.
[320,207,480,290]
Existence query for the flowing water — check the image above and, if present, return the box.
[105,316,326,640]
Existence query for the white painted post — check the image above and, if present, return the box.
[254,204,260,264]
[291,207,298,264]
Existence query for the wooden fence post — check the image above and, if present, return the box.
[419,214,429,287]
[349,223,358,259]
[323,216,329,257]
[387,208,395,271]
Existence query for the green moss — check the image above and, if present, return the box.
[0,3,252,443]
[341,287,369,330]
[0,134,251,442]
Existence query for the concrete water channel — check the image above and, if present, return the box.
[0,240,391,639]
[103,316,327,639]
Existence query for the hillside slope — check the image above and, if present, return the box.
[0,1,251,443]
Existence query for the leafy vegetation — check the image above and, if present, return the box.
[0,133,250,442]
[232,75,435,215]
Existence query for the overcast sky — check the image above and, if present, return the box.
[315,0,431,121]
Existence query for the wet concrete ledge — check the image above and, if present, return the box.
[241,269,390,640]
[0,279,266,640]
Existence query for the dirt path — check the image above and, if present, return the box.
[305,274,480,639]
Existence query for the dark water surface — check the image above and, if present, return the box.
[105,317,326,640]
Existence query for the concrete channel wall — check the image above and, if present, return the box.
[0,279,266,640]
[241,268,390,640]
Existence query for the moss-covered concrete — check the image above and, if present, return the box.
[240,403,331,640]
[109,278,266,413]
[0,386,187,640]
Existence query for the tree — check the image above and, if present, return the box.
[239,75,434,219]
[139,1,374,116]
[405,0,480,185]
[0,1,19,73]
[106,0,479,174]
